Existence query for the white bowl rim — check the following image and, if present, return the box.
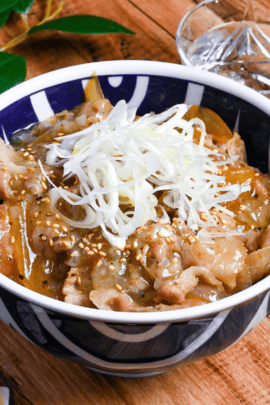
[1,59,270,324]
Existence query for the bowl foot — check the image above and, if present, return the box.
[85,366,164,378]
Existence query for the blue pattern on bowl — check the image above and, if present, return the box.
[0,284,270,376]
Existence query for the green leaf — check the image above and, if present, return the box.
[0,0,18,13]
[0,52,26,94]
[0,9,11,28]
[28,15,135,35]
[12,0,34,14]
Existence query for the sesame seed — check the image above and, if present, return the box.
[21,190,26,195]
[46,212,53,217]
[78,243,84,249]
[87,250,94,256]
[97,243,102,250]
[172,257,178,263]
[96,259,102,267]
[200,212,208,221]
[33,210,39,218]
[63,240,70,248]
[41,235,47,241]
[36,220,42,225]
[251,225,255,230]
[188,234,196,243]
[23,152,29,157]
[46,221,51,227]
[222,154,227,161]
[71,251,79,257]
[120,258,126,263]
[77,276,82,286]
[28,155,35,161]
[53,228,60,235]
[52,223,60,228]
[55,214,60,219]
[221,219,227,225]
[71,235,76,242]
[109,264,116,271]
[57,132,64,137]
[240,205,246,211]
[99,251,106,257]
[14,174,18,181]
[85,246,90,251]
[223,165,228,171]
[62,226,68,233]
[49,239,54,247]
[41,182,47,190]
[93,248,98,253]
[255,173,260,177]
[136,253,142,261]
[11,236,15,244]
[28,167,36,173]
[115,284,122,291]
[91,243,97,248]
[133,240,138,248]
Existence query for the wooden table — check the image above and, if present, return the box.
[1,0,270,404]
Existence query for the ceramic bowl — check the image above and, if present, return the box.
[1,61,270,377]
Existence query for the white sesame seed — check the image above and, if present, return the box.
[71,251,79,257]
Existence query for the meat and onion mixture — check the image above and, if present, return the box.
[1,80,270,312]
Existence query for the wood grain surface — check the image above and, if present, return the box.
[1,0,270,404]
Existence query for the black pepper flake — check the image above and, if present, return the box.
[39,234,43,238]
[19,274,25,280]
[36,196,42,200]
[42,280,48,285]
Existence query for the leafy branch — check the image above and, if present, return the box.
[0,0,135,93]
[0,0,64,51]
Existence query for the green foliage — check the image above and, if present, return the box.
[0,52,27,93]
[0,9,11,28]
[0,0,33,14]
[12,0,34,14]
[0,1,135,94]
[29,15,135,35]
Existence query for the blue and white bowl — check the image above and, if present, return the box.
[0,60,270,377]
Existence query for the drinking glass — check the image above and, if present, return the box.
[176,0,270,97]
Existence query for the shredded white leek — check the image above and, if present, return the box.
[45,101,250,248]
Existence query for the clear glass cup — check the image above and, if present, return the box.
[176,0,270,97]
